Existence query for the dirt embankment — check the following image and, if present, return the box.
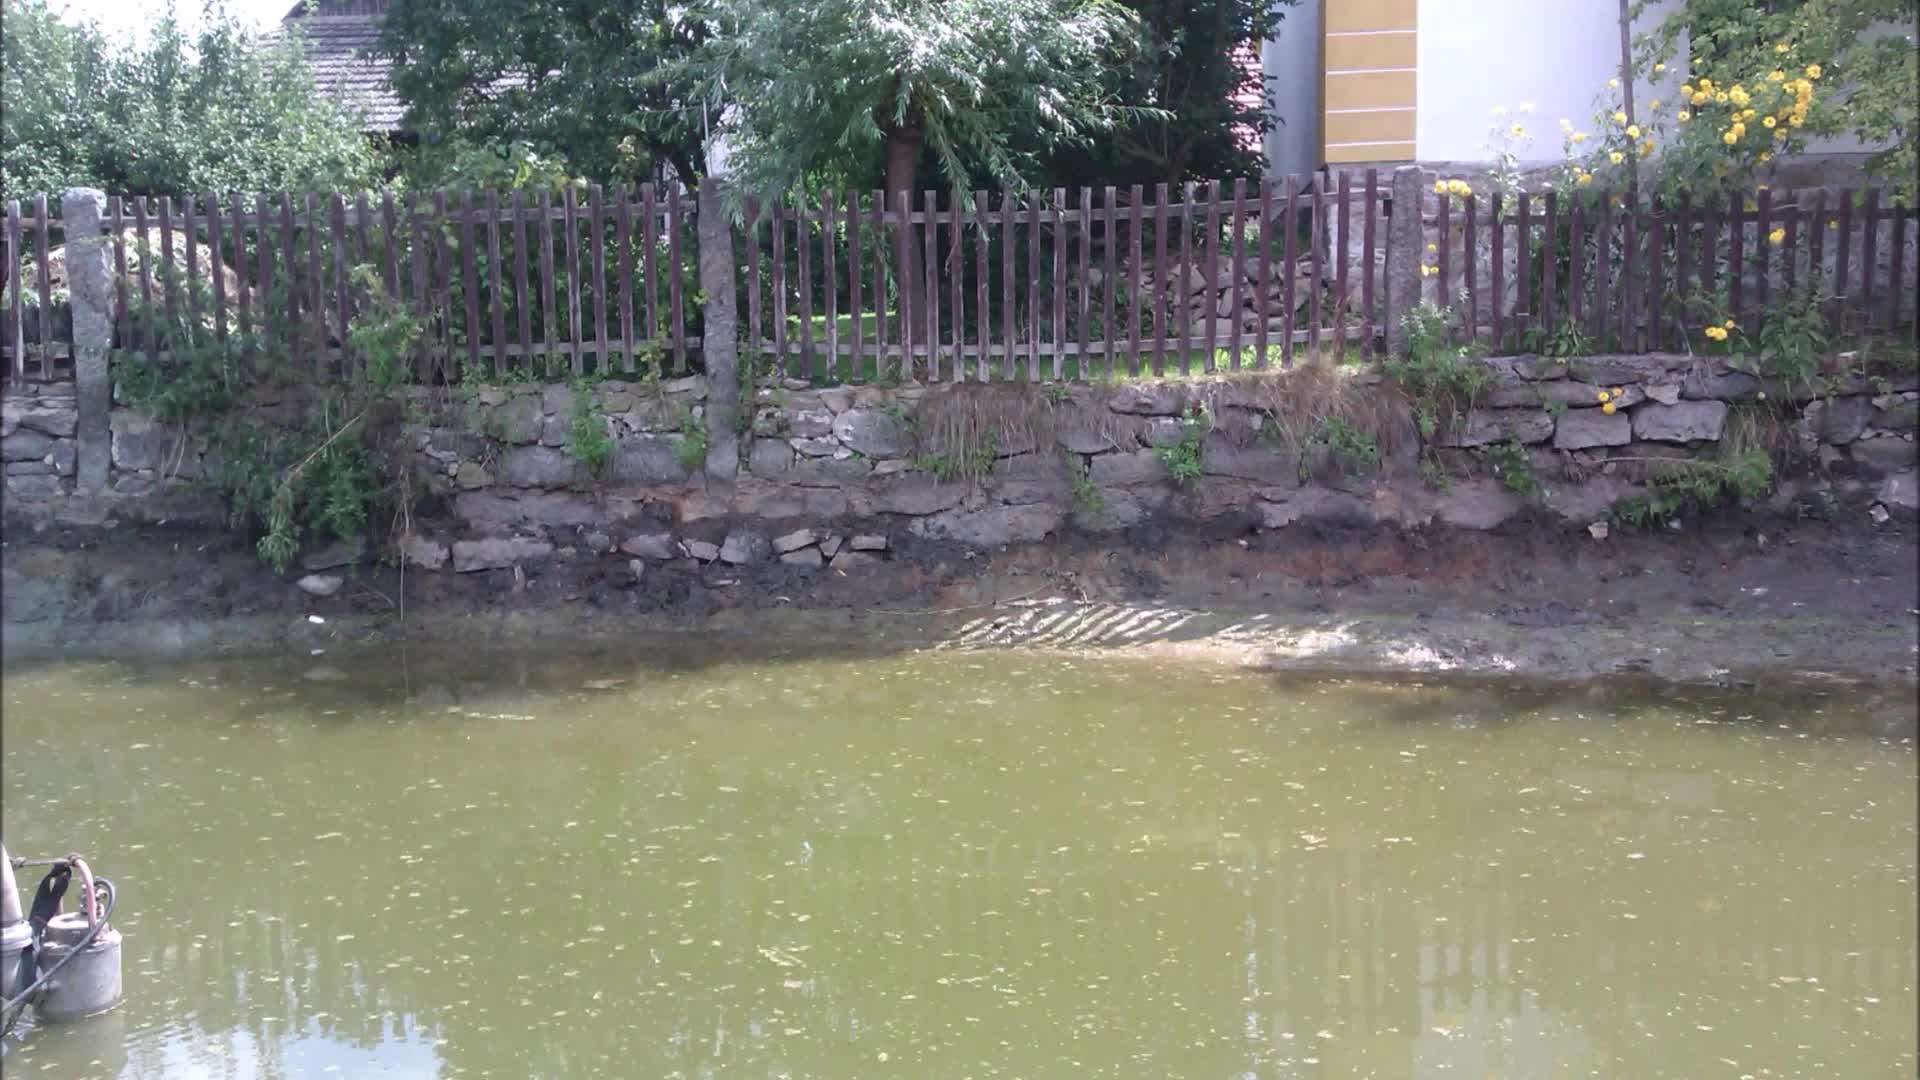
[4,500,1914,687]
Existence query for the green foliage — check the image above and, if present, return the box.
[1525,319,1595,358]
[113,267,426,573]
[566,382,615,479]
[912,430,998,481]
[2,0,376,198]
[1313,416,1380,475]
[1478,437,1541,499]
[1154,404,1209,485]
[694,0,1150,200]
[1746,286,1832,391]
[381,0,709,190]
[1387,302,1494,440]
[1631,0,1916,201]
[675,406,710,473]
[1064,451,1105,517]
[1612,444,1774,527]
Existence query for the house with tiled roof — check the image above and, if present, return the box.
[280,0,404,134]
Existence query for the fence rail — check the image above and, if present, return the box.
[5,169,1914,389]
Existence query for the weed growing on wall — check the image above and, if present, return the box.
[675,404,710,472]
[1063,451,1105,517]
[1478,436,1541,499]
[115,265,427,572]
[1154,404,1209,485]
[1388,301,1494,440]
[566,380,614,479]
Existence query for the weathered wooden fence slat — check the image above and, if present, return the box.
[1102,186,1118,379]
[1254,179,1272,369]
[1307,180,1324,359]
[975,192,992,381]
[1512,193,1530,352]
[1203,180,1221,372]
[1753,188,1772,320]
[1644,204,1663,352]
[330,193,351,375]
[1462,194,1478,346]
[796,200,815,375]
[1859,189,1881,332]
[1490,195,1505,351]
[928,189,943,377]
[1281,176,1298,368]
[1886,204,1906,335]
[1540,193,1558,335]
[1152,182,1170,375]
[1078,187,1094,377]
[1228,178,1247,368]
[1591,198,1609,348]
[1334,172,1351,359]
[1618,202,1637,351]
[1362,170,1378,355]
[1831,187,1854,335]
[667,186,685,373]
[6,201,23,374]
[1567,201,1585,332]
[1726,191,1745,328]
[1435,188,1450,330]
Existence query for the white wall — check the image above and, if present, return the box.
[1414,0,1681,163]
[1263,0,1323,177]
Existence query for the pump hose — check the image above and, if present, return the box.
[0,876,115,1038]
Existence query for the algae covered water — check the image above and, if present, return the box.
[3,642,1914,1077]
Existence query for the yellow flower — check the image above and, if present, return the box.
[1703,326,1727,342]
[1601,401,1617,414]
[1511,123,1526,137]
[1518,101,1534,113]
[1626,124,1641,138]
[1698,77,1713,90]
[1576,172,1593,185]
[1493,104,1508,116]
[1729,87,1749,106]
[1648,99,1660,110]
[1611,388,1625,398]
[1427,242,1437,251]
[1774,128,1787,140]
[1570,131,1588,143]
[1768,227,1786,245]
[1769,70,1786,82]
[1640,139,1655,157]
[1775,42,1789,54]
[1723,131,1738,144]
[1763,115,1777,128]
[1434,179,1448,194]
[1806,64,1821,79]
[1654,62,1667,73]
[1829,219,1838,228]
[1612,110,1628,124]
[1789,113,1804,127]
[1731,122,1746,137]
[1759,151,1773,162]
[1677,111,1691,122]
[1609,78,1620,89]
[1724,319,1736,329]
[1448,179,1471,196]
[1680,83,1694,96]
[1715,92,1729,104]
[1609,150,1625,164]
[1595,390,1610,403]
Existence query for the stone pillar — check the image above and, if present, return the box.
[62,187,112,495]
[1383,166,1427,358]
[697,178,739,483]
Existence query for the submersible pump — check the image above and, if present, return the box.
[0,843,123,1033]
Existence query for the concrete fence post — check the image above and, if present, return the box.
[697,178,739,483]
[62,187,112,495]
[1383,166,1427,359]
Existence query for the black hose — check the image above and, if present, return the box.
[0,877,115,1037]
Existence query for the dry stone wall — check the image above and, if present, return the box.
[6,354,1913,577]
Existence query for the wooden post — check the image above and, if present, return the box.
[63,189,111,494]
[698,178,738,481]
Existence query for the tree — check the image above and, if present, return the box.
[1629,0,1917,200]
[693,0,1146,202]
[378,0,711,191]
[1043,0,1296,189]
[0,0,378,198]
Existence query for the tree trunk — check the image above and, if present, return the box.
[883,121,926,373]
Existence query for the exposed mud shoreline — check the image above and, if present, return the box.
[5,505,1914,688]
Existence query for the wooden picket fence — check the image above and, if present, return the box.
[6,170,1914,387]
[1421,185,1918,353]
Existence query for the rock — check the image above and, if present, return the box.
[610,436,694,483]
[494,397,545,443]
[1553,409,1633,450]
[401,534,450,570]
[680,538,721,562]
[847,533,889,552]
[819,388,855,414]
[1512,356,1568,380]
[1482,379,1631,409]
[2,402,77,437]
[542,384,573,415]
[1547,476,1641,523]
[46,441,75,476]
[789,435,844,458]
[788,408,836,438]
[451,536,554,572]
[619,532,677,560]
[819,534,844,558]
[779,548,824,568]
[5,460,50,475]
[1848,437,1918,474]
[1807,396,1873,444]
[909,504,1063,547]
[662,375,708,399]
[748,438,794,474]
[1430,478,1523,530]
[868,474,967,516]
[832,550,881,568]
[1106,385,1185,416]
[1090,448,1170,485]
[476,388,509,407]
[719,531,770,565]
[1255,485,1370,527]
[772,528,817,554]
[501,446,583,489]
[539,413,572,447]
[629,558,647,583]
[1057,427,1117,454]
[1567,353,1692,386]
[109,413,177,471]
[6,474,62,497]
[1436,409,1555,448]
[1631,400,1727,444]
[1644,380,1682,406]
[1681,370,1762,400]
[1878,470,1919,510]
[1143,417,1188,448]
[296,573,344,597]
[302,537,365,571]
[600,389,636,414]
[112,473,155,496]
[584,531,613,553]
[1588,521,1610,540]
[785,455,873,485]
[1872,396,1918,432]
[453,491,601,530]
[455,461,493,489]
[830,408,914,459]
[1200,436,1300,482]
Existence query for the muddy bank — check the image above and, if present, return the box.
[5,505,1914,687]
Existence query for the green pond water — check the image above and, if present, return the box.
[1,642,1915,1078]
